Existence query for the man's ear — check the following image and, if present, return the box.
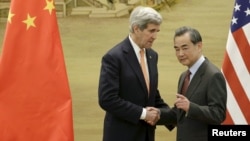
[133,25,140,33]
[197,41,203,51]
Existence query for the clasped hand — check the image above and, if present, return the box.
[144,107,160,126]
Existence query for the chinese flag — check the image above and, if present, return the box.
[0,0,74,140]
[221,0,250,124]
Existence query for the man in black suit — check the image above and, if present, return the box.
[160,26,227,141]
[98,6,172,141]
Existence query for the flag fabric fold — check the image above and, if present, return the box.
[222,0,250,124]
[0,0,74,140]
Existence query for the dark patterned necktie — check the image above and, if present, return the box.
[181,70,191,95]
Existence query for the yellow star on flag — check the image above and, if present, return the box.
[44,0,55,15]
[7,10,15,24]
[22,13,36,30]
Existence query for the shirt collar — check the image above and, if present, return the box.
[129,35,143,59]
[189,55,205,77]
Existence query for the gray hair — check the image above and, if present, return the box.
[174,26,202,44]
[129,6,163,33]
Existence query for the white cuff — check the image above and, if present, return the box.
[140,108,146,120]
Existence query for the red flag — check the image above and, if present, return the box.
[0,0,74,140]
[222,0,250,124]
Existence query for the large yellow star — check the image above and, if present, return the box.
[7,9,15,24]
[44,0,55,15]
[22,13,36,30]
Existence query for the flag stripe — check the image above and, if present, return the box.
[226,82,247,124]
[225,30,250,100]
[233,27,250,73]
[243,24,250,44]
[222,52,250,124]
[223,65,247,124]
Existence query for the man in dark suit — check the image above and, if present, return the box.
[98,6,172,141]
[159,26,227,141]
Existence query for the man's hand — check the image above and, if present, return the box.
[145,107,160,126]
[175,94,190,112]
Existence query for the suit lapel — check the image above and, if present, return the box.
[145,49,154,95]
[122,38,148,95]
[177,60,208,120]
[186,60,208,98]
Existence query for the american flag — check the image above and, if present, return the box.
[222,0,250,124]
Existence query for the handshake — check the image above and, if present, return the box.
[144,107,161,126]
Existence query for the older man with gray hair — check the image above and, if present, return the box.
[98,6,173,141]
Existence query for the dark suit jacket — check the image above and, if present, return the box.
[98,37,171,141]
[159,58,227,141]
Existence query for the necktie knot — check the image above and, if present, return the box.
[186,70,191,79]
[140,49,145,57]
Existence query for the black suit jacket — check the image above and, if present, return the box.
[159,58,227,141]
[98,37,171,141]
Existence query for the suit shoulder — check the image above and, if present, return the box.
[146,48,158,58]
[202,60,225,82]
[104,38,131,56]
[206,61,221,73]
[147,48,157,54]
